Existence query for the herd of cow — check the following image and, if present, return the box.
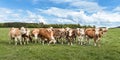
[9,27,108,47]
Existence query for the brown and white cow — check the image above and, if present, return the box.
[66,28,77,46]
[52,28,66,44]
[9,27,22,45]
[38,28,56,45]
[76,28,85,45]
[100,27,108,34]
[85,28,103,47]
[66,28,86,46]
[20,27,31,44]
[31,28,40,43]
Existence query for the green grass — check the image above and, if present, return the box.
[0,28,120,60]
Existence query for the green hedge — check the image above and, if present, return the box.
[0,22,94,28]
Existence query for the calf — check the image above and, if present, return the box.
[9,27,22,45]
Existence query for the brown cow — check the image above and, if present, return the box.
[31,28,40,43]
[9,27,22,45]
[38,28,56,45]
[85,28,103,47]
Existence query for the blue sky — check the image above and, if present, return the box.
[0,0,120,27]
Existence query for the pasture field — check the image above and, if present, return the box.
[0,28,120,60]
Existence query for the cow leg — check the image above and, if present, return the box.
[23,38,26,45]
[53,39,56,44]
[18,36,22,45]
[61,38,64,44]
[94,39,97,46]
[14,37,17,45]
[70,42,73,46]
[48,39,56,45]
[88,38,90,45]
[9,37,13,44]
[34,34,38,43]
[77,37,81,45]
[19,40,22,45]
[26,38,29,44]
[80,37,84,45]
[97,38,101,47]
[85,37,90,45]
[42,40,45,45]
[29,36,33,43]
[48,40,52,45]
[38,38,41,44]
[67,39,70,45]
[70,38,73,46]
[49,36,56,45]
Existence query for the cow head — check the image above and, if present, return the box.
[20,27,27,34]
[68,30,73,36]
[95,28,100,35]
[65,27,70,31]
[80,28,85,35]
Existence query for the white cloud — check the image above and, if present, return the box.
[70,1,105,12]
[50,0,105,12]
[0,7,120,27]
[39,7,120,27]
[0,8,47,23]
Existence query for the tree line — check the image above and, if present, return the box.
[0,22,95,28]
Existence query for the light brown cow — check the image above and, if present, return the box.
[9,27,22,45]
[31,28,40,43]
[85,28,103,47]
[38,28,56,45]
